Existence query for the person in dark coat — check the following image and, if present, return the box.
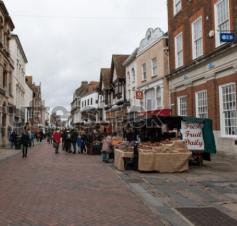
[81,133,87,154]
[21,131,30,158]
[64,129,72,154]
[10,130,17,149]
[71,129,78,154]
[39,130,44,142]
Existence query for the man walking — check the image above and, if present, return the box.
[72,129,78,154]
[21,131,30,158]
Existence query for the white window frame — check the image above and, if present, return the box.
[151,58,158,77]
[214,0,230,47]
[156,86,162,109]
[177,95,187,116]
[173,0,181,15]
[219,82,237,138]
[195,90,208,118]
[175,32,183,69]
[132,68,135,82]
[142,64,147,81]
[192,16,203,59]
[127,71,130,85]
[146,98,152,111]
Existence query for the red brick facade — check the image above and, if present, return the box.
[168,0,237,73]
[171,72,237,131]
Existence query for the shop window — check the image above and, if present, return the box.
[215,0,230,47]
[192,17,203,59]
[178,96,187,116]
[195,90,208,118]
[219,83,237,136]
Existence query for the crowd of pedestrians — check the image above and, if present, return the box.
[9,127,114,161]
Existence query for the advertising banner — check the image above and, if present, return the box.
[181,121,204,150]
[137,109,170,118]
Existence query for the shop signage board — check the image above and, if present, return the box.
[220,33,234,42]
[136,91,143,99]
[137,109,170,118]
[181,121,204,151]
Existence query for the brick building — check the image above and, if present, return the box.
[167,0,237,158]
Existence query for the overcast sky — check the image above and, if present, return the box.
[6,0,168,114]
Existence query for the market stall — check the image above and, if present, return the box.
[114,112,216,172]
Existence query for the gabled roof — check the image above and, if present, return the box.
[123,48,138,66]
[99,68,110,92]
[110,55,129,84]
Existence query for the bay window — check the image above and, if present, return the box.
[115,81,122,96]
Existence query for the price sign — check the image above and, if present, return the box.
[181,121,205,150]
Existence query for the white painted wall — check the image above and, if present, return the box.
[81,92,98,110]
[125,58,140,111]
[10,37,27,110]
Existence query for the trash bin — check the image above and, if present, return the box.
[15,136,22,150]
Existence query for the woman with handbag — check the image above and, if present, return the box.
[101,133,112,163]
[53,130,61,154]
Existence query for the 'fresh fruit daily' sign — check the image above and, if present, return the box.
[181,121,204,151]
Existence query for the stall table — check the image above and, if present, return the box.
[114,140,192,173]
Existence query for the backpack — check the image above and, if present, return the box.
[66,132,71,140]
[31,132,34,139]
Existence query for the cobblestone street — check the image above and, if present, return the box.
[0,142,163,226]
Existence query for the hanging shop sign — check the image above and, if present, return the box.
[220,33,234,42]
[181,121,204,151]
[137,109,170,118]
[136,91,143,99]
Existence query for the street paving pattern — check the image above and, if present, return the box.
[0,142,163,226]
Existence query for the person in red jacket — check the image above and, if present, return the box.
[53,130,61,154]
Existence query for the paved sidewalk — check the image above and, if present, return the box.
[106,155,237,226]
[0,140,42,162]
[0,142,163,226]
